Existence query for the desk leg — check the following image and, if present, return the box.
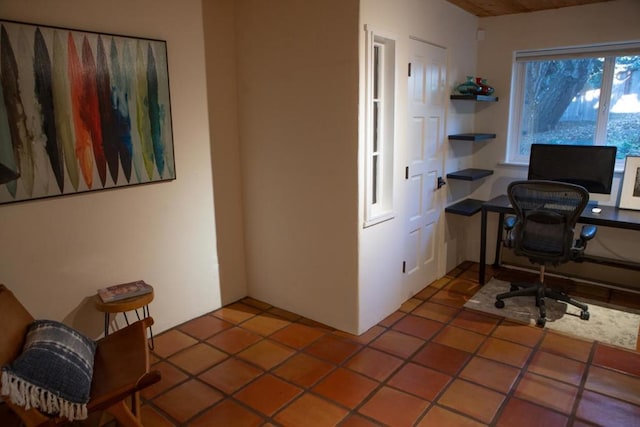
[479,208,487,285]
[494,212,505,267]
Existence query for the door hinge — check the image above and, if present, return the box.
[405,166,409,180]
[408,63,412,77]
[402,261,406,273]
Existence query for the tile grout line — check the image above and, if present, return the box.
[140,262,640,426]
[427,277,515,425]
[567,339,599,426]
[408,264,498,425]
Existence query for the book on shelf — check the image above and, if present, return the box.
[98,280,153,303]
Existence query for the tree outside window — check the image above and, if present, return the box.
[511,48,640,165]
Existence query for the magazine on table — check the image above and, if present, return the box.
[98,280,152,303]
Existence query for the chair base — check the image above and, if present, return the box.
[495,281,590,327]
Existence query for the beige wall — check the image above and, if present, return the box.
[468,0,640,284]
[202,0,248,305]
[0,0,220,335]
[204,0,480,334]
[231,0,362,333]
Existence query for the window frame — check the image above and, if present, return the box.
[363,25,397,227]
[507,41,640,167]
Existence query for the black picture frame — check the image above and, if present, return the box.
[0,19,175,205]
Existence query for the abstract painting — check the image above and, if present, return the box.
[0,20,175,205]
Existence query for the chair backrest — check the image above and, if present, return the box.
[0,285,34,367]
[507,180,589,265]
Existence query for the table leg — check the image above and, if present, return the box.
[480,207,487,285]
[144,305,154,350]
[104,313,109,337]
[494,212,505,267]
[101,307,155,349]
[131,305,155,349]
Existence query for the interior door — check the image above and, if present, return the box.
[404,38,446,295]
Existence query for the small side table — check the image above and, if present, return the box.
[95,288,155,349]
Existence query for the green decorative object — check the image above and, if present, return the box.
[455,76,480,95]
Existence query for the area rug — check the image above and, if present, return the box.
[464,278,640,350]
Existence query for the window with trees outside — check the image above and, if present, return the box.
[508,43,640,167]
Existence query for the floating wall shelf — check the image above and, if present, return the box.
[445,93,497,216]
[446,168,494,181]
[450,94,499,102]
[448,133,496,141]
[445,198,485,216]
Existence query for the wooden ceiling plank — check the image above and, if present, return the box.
[445,0,612,17]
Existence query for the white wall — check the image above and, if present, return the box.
[358,0,479,332]
[468,0,640,284]
[0,0,220,336]
[233,0,361,333]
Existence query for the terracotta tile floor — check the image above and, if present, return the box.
[131,262,640,426]
[4,262,639,426]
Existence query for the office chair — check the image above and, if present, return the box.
[0,284,160,426]
[494,180,596,327]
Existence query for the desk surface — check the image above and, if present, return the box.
[484,195,640,231]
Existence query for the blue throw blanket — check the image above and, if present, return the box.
[1,320,96,421]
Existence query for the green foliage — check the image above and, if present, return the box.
[520,114,640,159]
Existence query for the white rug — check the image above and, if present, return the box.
[464,278,640,350]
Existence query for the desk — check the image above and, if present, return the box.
[479,195,640,285]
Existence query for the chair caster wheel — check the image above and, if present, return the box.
[536,317,546,327]
[580,311,590,321]
[495,300,505,309]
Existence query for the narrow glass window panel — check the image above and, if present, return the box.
[372,155,378,204]
[606,55,640,158]
[518,58,602,157]
[373,101,379,152]
[373,44,380,99]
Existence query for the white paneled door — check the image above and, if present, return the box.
[404,38,446,296]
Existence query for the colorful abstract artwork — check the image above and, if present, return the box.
[0,20,175,205]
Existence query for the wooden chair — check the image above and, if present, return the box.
[0,284,161,426]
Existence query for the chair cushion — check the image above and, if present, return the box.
[0,320,96,421]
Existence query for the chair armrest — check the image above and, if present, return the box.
[504,215,517,231]
[572,224,598,259]
[580,224,597,241]
[503,216,518,249]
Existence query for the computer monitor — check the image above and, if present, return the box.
[528,144,617,203]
